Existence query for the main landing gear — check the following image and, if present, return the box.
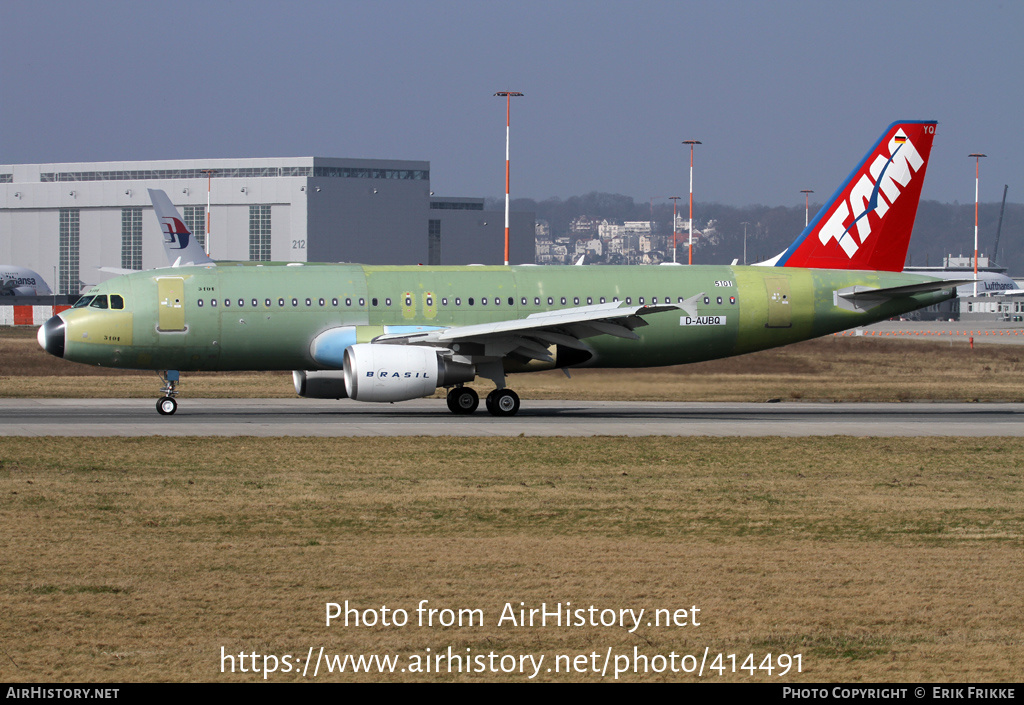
[156,370,180,416]
[446,386,521,417]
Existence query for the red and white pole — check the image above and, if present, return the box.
[201,169,215,256]
[801,189,814,227]
[495,91,523,266]
[969,153,986,297]
[682,140,701,265]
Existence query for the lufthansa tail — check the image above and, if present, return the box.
[763,120,937,272]
[148,189,216,267]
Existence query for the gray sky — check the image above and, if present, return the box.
[2,0,1020,207]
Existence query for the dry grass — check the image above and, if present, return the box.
[2,437,1022,682]
[5,326,1024,401]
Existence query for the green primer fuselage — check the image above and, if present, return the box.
[58,263,955,374]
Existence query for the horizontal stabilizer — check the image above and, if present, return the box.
[834,279,971,312]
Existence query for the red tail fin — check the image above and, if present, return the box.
[773,121,936,272]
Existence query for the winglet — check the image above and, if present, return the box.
[148,189,216,267]
[770,121,937,272]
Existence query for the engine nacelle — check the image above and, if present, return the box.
[343,344,474,402]
[292,370,348,399]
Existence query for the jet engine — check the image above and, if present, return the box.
[343,344,474,402]
[292,370,348,399]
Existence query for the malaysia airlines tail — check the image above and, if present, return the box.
[760,120,937,272]
[148,189,216,267]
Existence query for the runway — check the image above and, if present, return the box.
[1,398,1022,437]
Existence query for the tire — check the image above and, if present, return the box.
[156,397,177,415]
[446,387,479,414]
[487,389,520,417]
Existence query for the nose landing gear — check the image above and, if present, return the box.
[156,370,180,415]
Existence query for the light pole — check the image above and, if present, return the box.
[669,196,681,263]
[201,169,216,256]
[494,91,524,266]
[741,221,750,265]
[682,140,701,264]
[800,189,814,227]
[969,153,986,297]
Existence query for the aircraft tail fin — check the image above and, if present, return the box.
[148,189,216,267]
[764,120,937,272]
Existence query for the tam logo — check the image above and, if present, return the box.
[817,131,925,258]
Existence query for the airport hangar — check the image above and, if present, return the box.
[0,157,535,295]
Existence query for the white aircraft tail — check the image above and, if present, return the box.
[148,189,216,267]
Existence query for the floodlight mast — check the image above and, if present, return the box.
[495,91,524,266]
[669,196,681,263]
[201,169,215,256]
[800,189,814,227]
[682,140,701,264]
[969,153,987,297]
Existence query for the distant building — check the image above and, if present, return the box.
[1,157,534,294]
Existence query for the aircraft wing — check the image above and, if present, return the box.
[374,296,700,362]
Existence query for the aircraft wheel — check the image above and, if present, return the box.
[446,387,479,414]
[156,397,178,415]
[486,389,520,417]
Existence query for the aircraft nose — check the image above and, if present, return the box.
[38,315,66,358]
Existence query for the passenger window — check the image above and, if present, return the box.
[211,299,218,307]
[345,298,352,307]
[600,297,606,304]
[198,299,204,307]
[560,297,566,305]
[455,297,461,306]
[573,297,579,305]
[358,298,365,306]
[306,298,312,306]
[482,297,488,305]
[252,299,258,307]
[224,299,231,307]
[278,298,285,307]
[89,295,108,309]
[534,297,540,305]
[587,297,592,305]
[639,297,644,304]
[385,298,392,306]
[265,299,271,307]
[468,298,475,306]
[320,298,326,306]
[239,299,245,307]
[405,296,412,306]
[508,297,514,306]
[547,297,553,305]
[442,297,448,306]
[110,295,124,310]
[371,298,378,307]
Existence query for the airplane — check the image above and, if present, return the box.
[38,120,968,417]
[99,189,217,276]
[148,188,217,268]
[1,265,53,296]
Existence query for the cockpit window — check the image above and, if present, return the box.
[73,296,95,308]
[110,294,124,310]
[89,295,109,310]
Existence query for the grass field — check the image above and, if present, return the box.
[2,436,1022,682]
[3,326,1023,682]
